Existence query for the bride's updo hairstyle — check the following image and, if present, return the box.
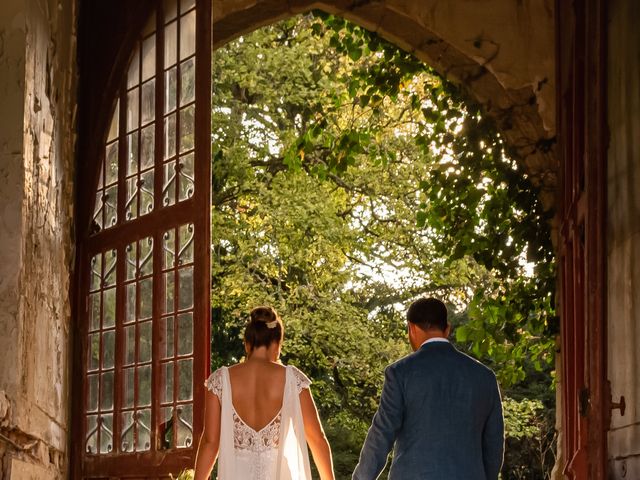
[244,306,284,350]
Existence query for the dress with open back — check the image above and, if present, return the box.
[205,365,312,480]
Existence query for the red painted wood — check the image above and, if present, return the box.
[557,0,608,478]
[74,0,211,477]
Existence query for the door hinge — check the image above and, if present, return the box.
[579,387,590,417]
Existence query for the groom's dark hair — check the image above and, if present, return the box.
[407,297,448,331]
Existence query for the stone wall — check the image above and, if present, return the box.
[0,0,76,478]
[607,0,640,478]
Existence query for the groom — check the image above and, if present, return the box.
[353,297,504,479]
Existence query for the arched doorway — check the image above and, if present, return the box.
[73,1,607,479]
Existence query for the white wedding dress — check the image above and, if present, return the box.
[205,365,313,480]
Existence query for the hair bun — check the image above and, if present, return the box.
[245,306,284,350]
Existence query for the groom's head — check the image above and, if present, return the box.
[406,297,450,351]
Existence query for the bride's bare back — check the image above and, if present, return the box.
[228,360,286,431]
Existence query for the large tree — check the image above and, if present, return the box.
[210,13,556,479]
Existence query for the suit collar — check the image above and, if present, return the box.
[419,340,453,351]
[420,338,450,348]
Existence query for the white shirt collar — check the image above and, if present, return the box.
[420,337,450,347]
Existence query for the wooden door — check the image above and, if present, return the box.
[556,0,608,478]
[72,0,211,477]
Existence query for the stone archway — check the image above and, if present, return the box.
[72,1,564,479]
[212,0,557,211]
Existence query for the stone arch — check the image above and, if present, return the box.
[212,0,557,210]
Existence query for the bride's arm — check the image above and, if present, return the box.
[300,389,335,480]
[194,391,221,480]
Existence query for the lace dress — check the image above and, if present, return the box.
[205,365,312,480]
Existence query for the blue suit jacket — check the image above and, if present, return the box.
[352,341,504,480]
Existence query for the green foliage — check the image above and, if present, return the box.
[502,397,557,479]
[211,12,556,479]
[171,469,194,480]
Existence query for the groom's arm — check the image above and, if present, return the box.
[482,373,504,480]
[352,365,404,480]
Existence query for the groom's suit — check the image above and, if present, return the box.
[353,340,504,480]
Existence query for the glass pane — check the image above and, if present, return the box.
[178,223,194,264]
[123,367,135,407]
[99,414,113,454]
[180,57,195,106]
[139,236,154,277]
[104,249,117,287]
[104,185,118,227]
[177,404,193,448]
[141,79,156,125]
[140,169,155,215]
[161,316,174,359]
[164,272,175,314]
[160,406,174,449]
[180,0,195,13]
[121,411,135,452]
[102,330,115,369]
[90,254,102,291]
[162,362,174,403]
[97,164,104,190]
[125,284,136,324]
[164,0,177,22]
[107,101,120,142]
[163,162,177,207]
[178,152,195,201]
[124,326,136,366]
[164,113,176,159]
[180,11,196,60]
[178,266,193,310]
[93,191,104,232]
[100,371,114,411]
[165,21,177,68]
[88,333,100,371]
[126,177,139,221]
[163,228,176,269]
[102,288,116,328]
[127,50,140,89]
[127,87,139,132]
[87,374,99,413]
[140,125,155,171]
[137,366,152,407]
[138,321,152,363]
[177,312,193,356]
[86,415,98,454]
[177,359,193,401]
[141,34,156,82]
[179,105,195,153]
[89,293,101,331]
[139,277,153,320]
[126,243,136,280]
[137,409,152,451]
[105,141,119,186]
[127,132,139,176]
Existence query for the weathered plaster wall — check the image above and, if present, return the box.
[0,0,76,478]
[212,0,557,211]
[607,0,640,478]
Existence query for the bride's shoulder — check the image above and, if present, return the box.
[287,364,312,392]
[204,366,227,397]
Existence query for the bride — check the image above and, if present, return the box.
[194,306,335,480]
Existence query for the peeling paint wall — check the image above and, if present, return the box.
[607,0,640,478]
[0,0,76,478]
